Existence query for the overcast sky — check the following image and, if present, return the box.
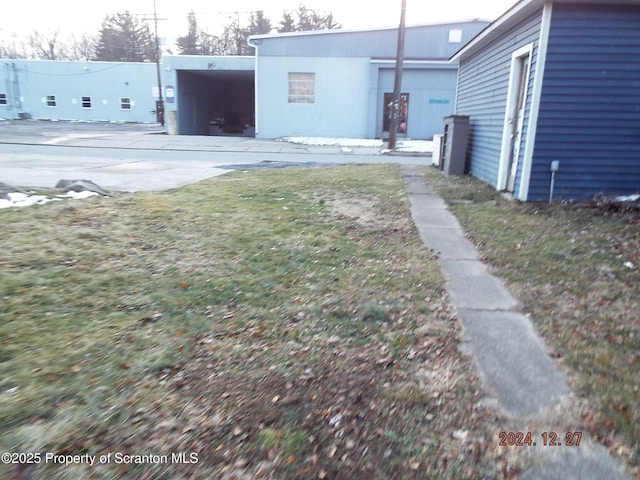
[2,0,518,46]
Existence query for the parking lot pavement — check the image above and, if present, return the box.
[0,120,432,192]
[0,120,348,154]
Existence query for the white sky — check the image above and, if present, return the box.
[2,0,518,48]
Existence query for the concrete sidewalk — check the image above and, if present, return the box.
[401,166,631,480]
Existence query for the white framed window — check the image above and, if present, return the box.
[0,93,7,105]
[46,95,56,107]
[81,96,92,108]
[288,72,315,104]
[120,97,131,110]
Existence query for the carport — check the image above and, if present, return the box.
[162,56,255,137]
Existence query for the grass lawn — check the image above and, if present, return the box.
[1,165,512,479]
[425,167,639,477]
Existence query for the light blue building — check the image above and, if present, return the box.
[452,0,640,201]
[248,21,488,140]
[0,60,158,123]
[1,20,490,141]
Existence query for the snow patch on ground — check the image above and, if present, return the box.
[395,140,434,153]
[615,193,640,202]
[0,192,52,209]
[280,137,384,148]
[279,136,434,154]
[0,190,99,209]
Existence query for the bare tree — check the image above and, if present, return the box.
[68,33,96,61]
[198,31,220,56]
[225,13,248,55]
[0,38,27,59]
[27,30,68,60]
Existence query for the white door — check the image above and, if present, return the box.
[499,44,533,193]
[507,55,530,192]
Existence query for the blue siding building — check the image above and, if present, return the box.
[0,60,158,123]
[452,0,640,201]
[249,21,488,140]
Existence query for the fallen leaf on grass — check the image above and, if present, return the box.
[453,430,469,441]
[139,312,162,324]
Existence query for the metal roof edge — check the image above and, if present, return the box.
[162,55,255,60]
[248,19,489,42]
[370,59,455,66]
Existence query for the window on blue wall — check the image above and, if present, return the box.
[120,97,131,110]
[0,93,6,105]
[82,96,92,108]
[288,73,315,104]
[46,95,56,107]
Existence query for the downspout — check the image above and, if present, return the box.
[11,62,23,114]
[4,64,11,111]
[247,37,260,137]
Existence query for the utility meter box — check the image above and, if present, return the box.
[440,115,470,176]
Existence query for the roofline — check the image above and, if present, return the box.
[162,54,254,60]
[450,0,545,62]
[450,0,640,62]
[2,58,152,66]
[248,18,489,43]
[370,59,457,66]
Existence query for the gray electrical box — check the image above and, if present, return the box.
[440,115,470,176]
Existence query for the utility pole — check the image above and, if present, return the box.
[153,0,165,126]
[388,0,407,150]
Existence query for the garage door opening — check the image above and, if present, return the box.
[176,69,255,136]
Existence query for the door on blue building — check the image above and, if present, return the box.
[383,93,409,136]
[507,55,529,192]
[501,45,532,194]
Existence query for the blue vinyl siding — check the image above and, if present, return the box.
[530,3,640,201]
[455,9,543,190]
